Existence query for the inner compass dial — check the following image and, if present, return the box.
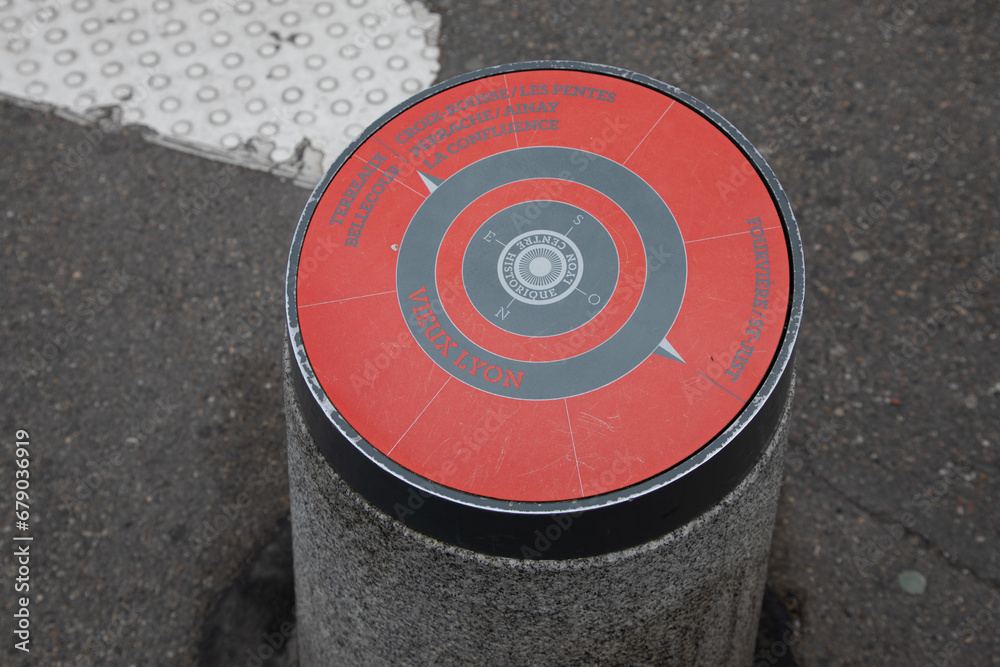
[463,201,617,337]
[503,232,577,300]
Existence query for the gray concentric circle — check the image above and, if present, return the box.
[396,146,687,400]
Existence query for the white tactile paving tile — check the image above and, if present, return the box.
[0,0,440,185]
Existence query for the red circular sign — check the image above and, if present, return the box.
[295,66,792,503]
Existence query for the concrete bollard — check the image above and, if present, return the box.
[284,62,804,666]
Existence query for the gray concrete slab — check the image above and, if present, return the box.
[2,0,998,665]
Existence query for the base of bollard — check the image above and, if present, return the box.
[284,342,794,666]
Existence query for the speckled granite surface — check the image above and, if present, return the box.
[285,344,793,666]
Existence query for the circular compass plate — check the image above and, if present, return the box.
[286,62,804,558]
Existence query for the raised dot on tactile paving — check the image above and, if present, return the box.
[258,43,278,58]
[186,63,208,79]
[175,40,196,57]
[112,84,132,100]
[200,9,219,24]
[269,0,289,6]
[160,96,181,112]
[35,6,58,23]
[152,0,172,12]
[117,8,138,23]
[305,54,325,70]
[197,86,220,102]
[353,66,374,81]
[163,19,185,36]
[74,92,95,108]
[366,89,387,105]
[0,17,20,32]
[122,108,143,123]
[45,28,67,44]
[212,31,231,47]
[315,3,334,17]
[259,121,278,137]
[80,17,101,34]
[246,98,266,113]
[209,109,231,126]
[291,33,312,47]
[7,37,28,54]
[234,75,254,91]
[92,39,113,55]
[246,21,265,36]
[317,76,338,92]
[360,13,381,30]
[282,87,303,103]
[374,34,393,49]
[387,55,407,71]
[344,123,364,139]
[326,22,347,38]
[281,11,300,26]
[139,51,160,67]
[172,119,193,136]
[25,81,47,97]
[149,74,170,89]
[340,44,360,59]
[15,59,39,75]
[331,99,351,115]
[295,110,315,125]
[64,71,85,87]
[268,64,290,80]
[222,53,242,68]
[402,78,421,93]
[221,133,241,149]
[234,0,254,15]
[270,147,291,162]
[348,0,367,8]
[128,29,149,45]
[101,61,124,77]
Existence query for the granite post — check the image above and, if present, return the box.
[285,344,793,666]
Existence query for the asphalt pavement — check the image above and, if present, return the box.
[2,0,998,665]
